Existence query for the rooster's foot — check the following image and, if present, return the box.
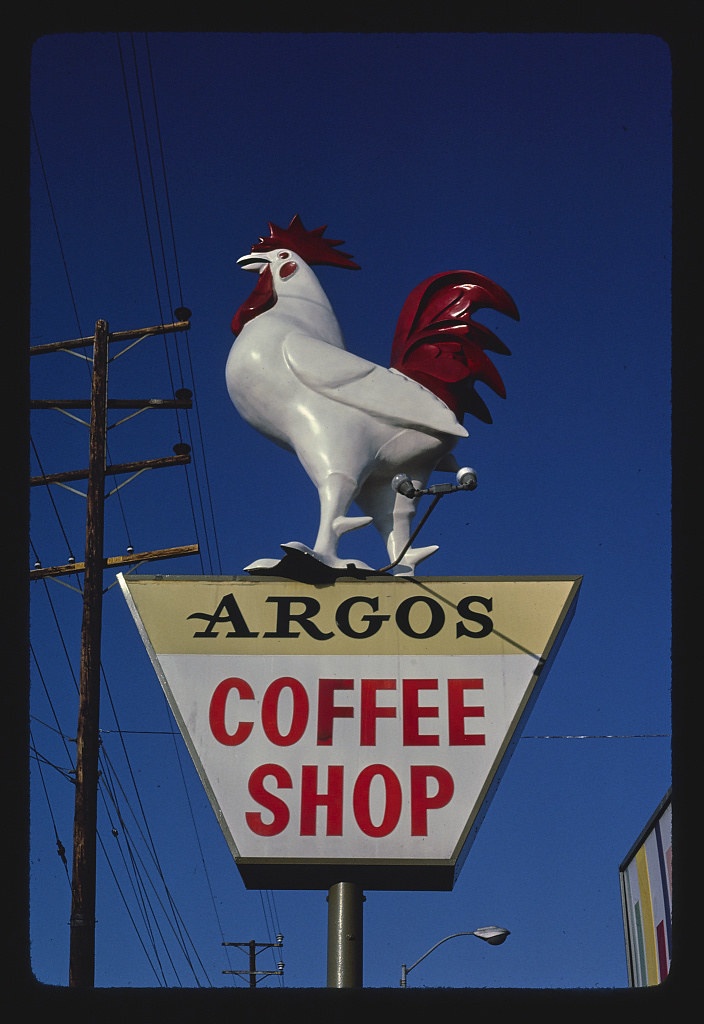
[244,556,287,572]
[282,541,373,571]
[388,544,439,577]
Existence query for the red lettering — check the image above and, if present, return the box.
[261,676,308,746]
[448,678,486,745]
[244,763,456,838]
[245,764,292,835]
[360,679,397,745]
[317,678,354,745]
[410,766,454,835]
[353,765,402,837]
[209,677,254,746]
[402,679,439,746]
[300,765,344,835]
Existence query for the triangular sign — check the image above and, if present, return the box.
[119,574,581,890]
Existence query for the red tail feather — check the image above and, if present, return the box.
[389,271,519,423]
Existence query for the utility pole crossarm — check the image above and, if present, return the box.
[30,544,200,580]
[30,450,192,487]
[29,315,191,356]
[31,392,193,410]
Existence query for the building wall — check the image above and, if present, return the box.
[619,791,672,986]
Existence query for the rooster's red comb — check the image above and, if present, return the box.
[251,214,360,270]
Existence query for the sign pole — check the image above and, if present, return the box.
[326,882,365,988]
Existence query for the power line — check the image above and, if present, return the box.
[29,31,278,987]
[522,733,669,739]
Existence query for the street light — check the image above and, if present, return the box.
[399,926,510,987]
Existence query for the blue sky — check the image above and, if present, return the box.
[23,28,678,1004]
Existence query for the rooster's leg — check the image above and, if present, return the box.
[312,471,372,565]
[357,482,438,576]
[386,492,439,576]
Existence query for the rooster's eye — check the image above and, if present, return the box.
[278,251,290,260]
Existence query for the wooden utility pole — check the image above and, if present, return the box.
[30,313,197,988]
[68,318,109,988]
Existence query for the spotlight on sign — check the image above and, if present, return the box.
[391,467,478,499]
[455,467,478,490]
[391,473,419,498]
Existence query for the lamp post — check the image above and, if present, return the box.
[399,926,510,987]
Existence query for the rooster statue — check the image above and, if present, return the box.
[227,215,518,577]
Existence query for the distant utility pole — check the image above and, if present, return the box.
[222,936,285,987]
[30,312,198,989]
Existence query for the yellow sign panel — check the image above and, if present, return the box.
[119,574,581,890]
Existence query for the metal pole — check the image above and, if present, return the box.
[248,940,257,989]
[221,936,285,984]
[68,320,109,988]
[326,882,365,988]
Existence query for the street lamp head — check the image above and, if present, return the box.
[473,926,510,946]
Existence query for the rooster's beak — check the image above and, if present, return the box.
[237,254,270,272]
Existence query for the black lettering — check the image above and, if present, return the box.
[263,596,334,640]
[456,595,493,638]
[395,596,445,639]
[187,593,258,638]
[335,596,390,639]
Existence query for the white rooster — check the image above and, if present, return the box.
[226,215,518,576]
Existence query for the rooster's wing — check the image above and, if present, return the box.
[282,332,468,438]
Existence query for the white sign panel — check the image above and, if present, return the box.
[119,574,581,890]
